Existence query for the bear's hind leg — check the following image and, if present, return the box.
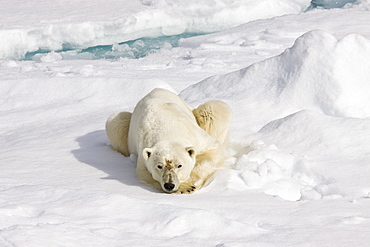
[106,112,132,156]
[193,100,232,147]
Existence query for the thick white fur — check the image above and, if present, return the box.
[193,100,232,147]
[105,112,131,156]
[106,88,231,194]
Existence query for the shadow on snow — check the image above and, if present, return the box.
[72,130,156,192]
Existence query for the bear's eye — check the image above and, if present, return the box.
[178,164,182,168]
[157,165,163,169]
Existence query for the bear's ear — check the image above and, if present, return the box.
[186,147,196,158]
[143,148,153,160]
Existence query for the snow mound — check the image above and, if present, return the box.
[0,0,311,60]
[181,30,370,121]
[256,110,370,199]
[207,109,370,201]
[258,110,370,157]
[181,30,370,201]
[208,139,336,201]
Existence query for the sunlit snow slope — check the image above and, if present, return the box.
[181,29,370,201]
[181,30,370,120]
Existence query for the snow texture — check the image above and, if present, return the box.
[1,0,370,246]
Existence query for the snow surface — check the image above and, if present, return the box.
[1,0,370,246]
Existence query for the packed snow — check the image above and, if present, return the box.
[1,0,370,246]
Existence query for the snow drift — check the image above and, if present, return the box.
[181,30,370,122]
[254,110,370,200]
[181,30,370,201]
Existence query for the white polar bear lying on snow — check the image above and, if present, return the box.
[106,88,231,194]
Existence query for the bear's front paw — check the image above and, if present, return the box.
[175,183,197,194]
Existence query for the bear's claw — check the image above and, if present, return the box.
[175,183,197,194]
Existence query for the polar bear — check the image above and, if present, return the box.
[106,88,231,194]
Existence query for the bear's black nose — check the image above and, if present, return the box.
[164,183,175,191]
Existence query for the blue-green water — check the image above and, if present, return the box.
[24,33,202,61]
[24,0,358,61]
[306,0,357,11]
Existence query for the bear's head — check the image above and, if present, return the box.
[142,141,196,193]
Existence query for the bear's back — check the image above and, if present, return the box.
[128,88,204,154]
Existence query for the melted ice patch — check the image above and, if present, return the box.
[24,33,203,61]
[306,0,357,10]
